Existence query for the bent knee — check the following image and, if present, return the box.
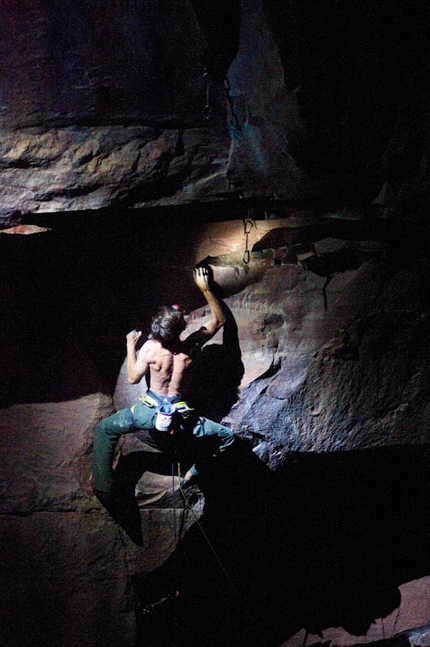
[94,409,135,437]
[219,427,235,450]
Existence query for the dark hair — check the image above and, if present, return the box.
[149,306,186,347]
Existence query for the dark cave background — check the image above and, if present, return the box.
[135,445,430,647]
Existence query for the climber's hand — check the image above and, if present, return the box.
[180,470,194,490]
[126,329,142,347]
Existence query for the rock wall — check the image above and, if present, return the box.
[1,0,430,223]
[2,215,426,645]
[115,216,430,647]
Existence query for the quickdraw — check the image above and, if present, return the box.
[243,217,254,264]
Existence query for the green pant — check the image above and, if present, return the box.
[92,395,235,493]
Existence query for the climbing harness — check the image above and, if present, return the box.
[130,392,195,435]
[135,392,194,417]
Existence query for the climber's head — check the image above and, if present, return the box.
[149,305,186,347]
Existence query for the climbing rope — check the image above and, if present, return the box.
[224,76,242,131]
[201,71,212,120]
[171,462,179,547]
[140,591,179,616]
[177,466,269,647]
[110,460,270,644]
[178,482,239,595]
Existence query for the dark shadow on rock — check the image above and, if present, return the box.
[133,441,430,647]
[186,301,244,421]
[94,467,144,546]
[100,450,185,546]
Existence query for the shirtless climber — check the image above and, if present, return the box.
[91,265,236,514]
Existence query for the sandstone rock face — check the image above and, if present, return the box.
[1,1,430,223]
[0,125,231,224]
[284,575,430,647]
[1,0,211,127]
[224,251,430,464]
[0,340,135,647]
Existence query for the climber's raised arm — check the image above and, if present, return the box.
[126,329,148,384]
[184,266,227,350]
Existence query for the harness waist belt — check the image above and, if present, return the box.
[137,392,195,415]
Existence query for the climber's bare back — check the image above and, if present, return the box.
[137,338,193,397]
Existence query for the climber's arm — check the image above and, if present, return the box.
[184,266,227,349]
[126,330,149,384]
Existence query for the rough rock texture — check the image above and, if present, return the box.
[223,245,430,463]
[1,0,430,223]
[284,576,430,647]
[0,125,232,222]
[0,408,203,647]
[1,0,213,127]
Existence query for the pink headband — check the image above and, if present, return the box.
[171,304,182,311]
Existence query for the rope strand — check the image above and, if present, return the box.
[178,477,269,647]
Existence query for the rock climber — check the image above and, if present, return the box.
[91,265,236,515]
